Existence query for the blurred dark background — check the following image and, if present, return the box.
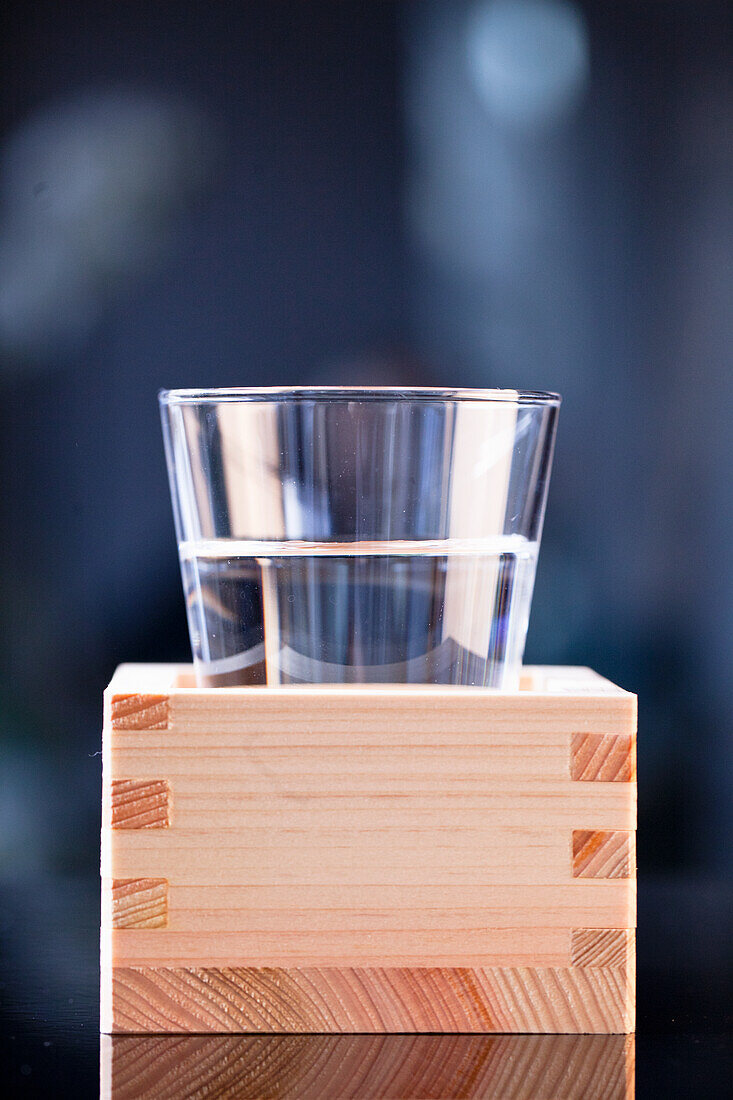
[0,1,731,1094]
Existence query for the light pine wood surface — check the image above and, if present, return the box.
[101,665,637,1034]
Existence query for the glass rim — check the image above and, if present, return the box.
[159,386,561,407]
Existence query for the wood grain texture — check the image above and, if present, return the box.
[571,929,634,969]
[118,881,635,931]
[112,879,168,929]
[101,664,637,1034]
[573,831,635,879]
[169,691,635,739]
[109,965,634,1034]
[108,925,571,968]
[128,787,634,830]
[102,1032,635,1099]
[170,882,635,925]
[571,733,636,782]
[104,825,571,886]
[111,780,170,829]
[111,694,169,730]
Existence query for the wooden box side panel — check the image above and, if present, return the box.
[101,666,636,1034]
[105,955,635,1034]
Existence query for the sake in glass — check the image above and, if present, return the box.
[160,387,560,688]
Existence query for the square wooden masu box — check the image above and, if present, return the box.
[101,665,636,1035]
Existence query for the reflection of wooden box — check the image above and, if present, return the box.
[101,665,636,1034]
[102,1034,636,1098]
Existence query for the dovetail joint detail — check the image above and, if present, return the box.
[111,694,169,730]
[571,928,632,968]
[571,732,636,782]
[111,779,171,829]
[572,830,635,879]
[111,878,168,928]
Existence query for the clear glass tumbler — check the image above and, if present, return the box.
[160,387,560,688]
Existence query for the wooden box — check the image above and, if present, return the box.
[101,665,636,1035]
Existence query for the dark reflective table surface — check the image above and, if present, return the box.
[1,877,730,1098]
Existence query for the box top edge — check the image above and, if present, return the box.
[104,664,636,700]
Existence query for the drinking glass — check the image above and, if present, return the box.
[160,387,560,688]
